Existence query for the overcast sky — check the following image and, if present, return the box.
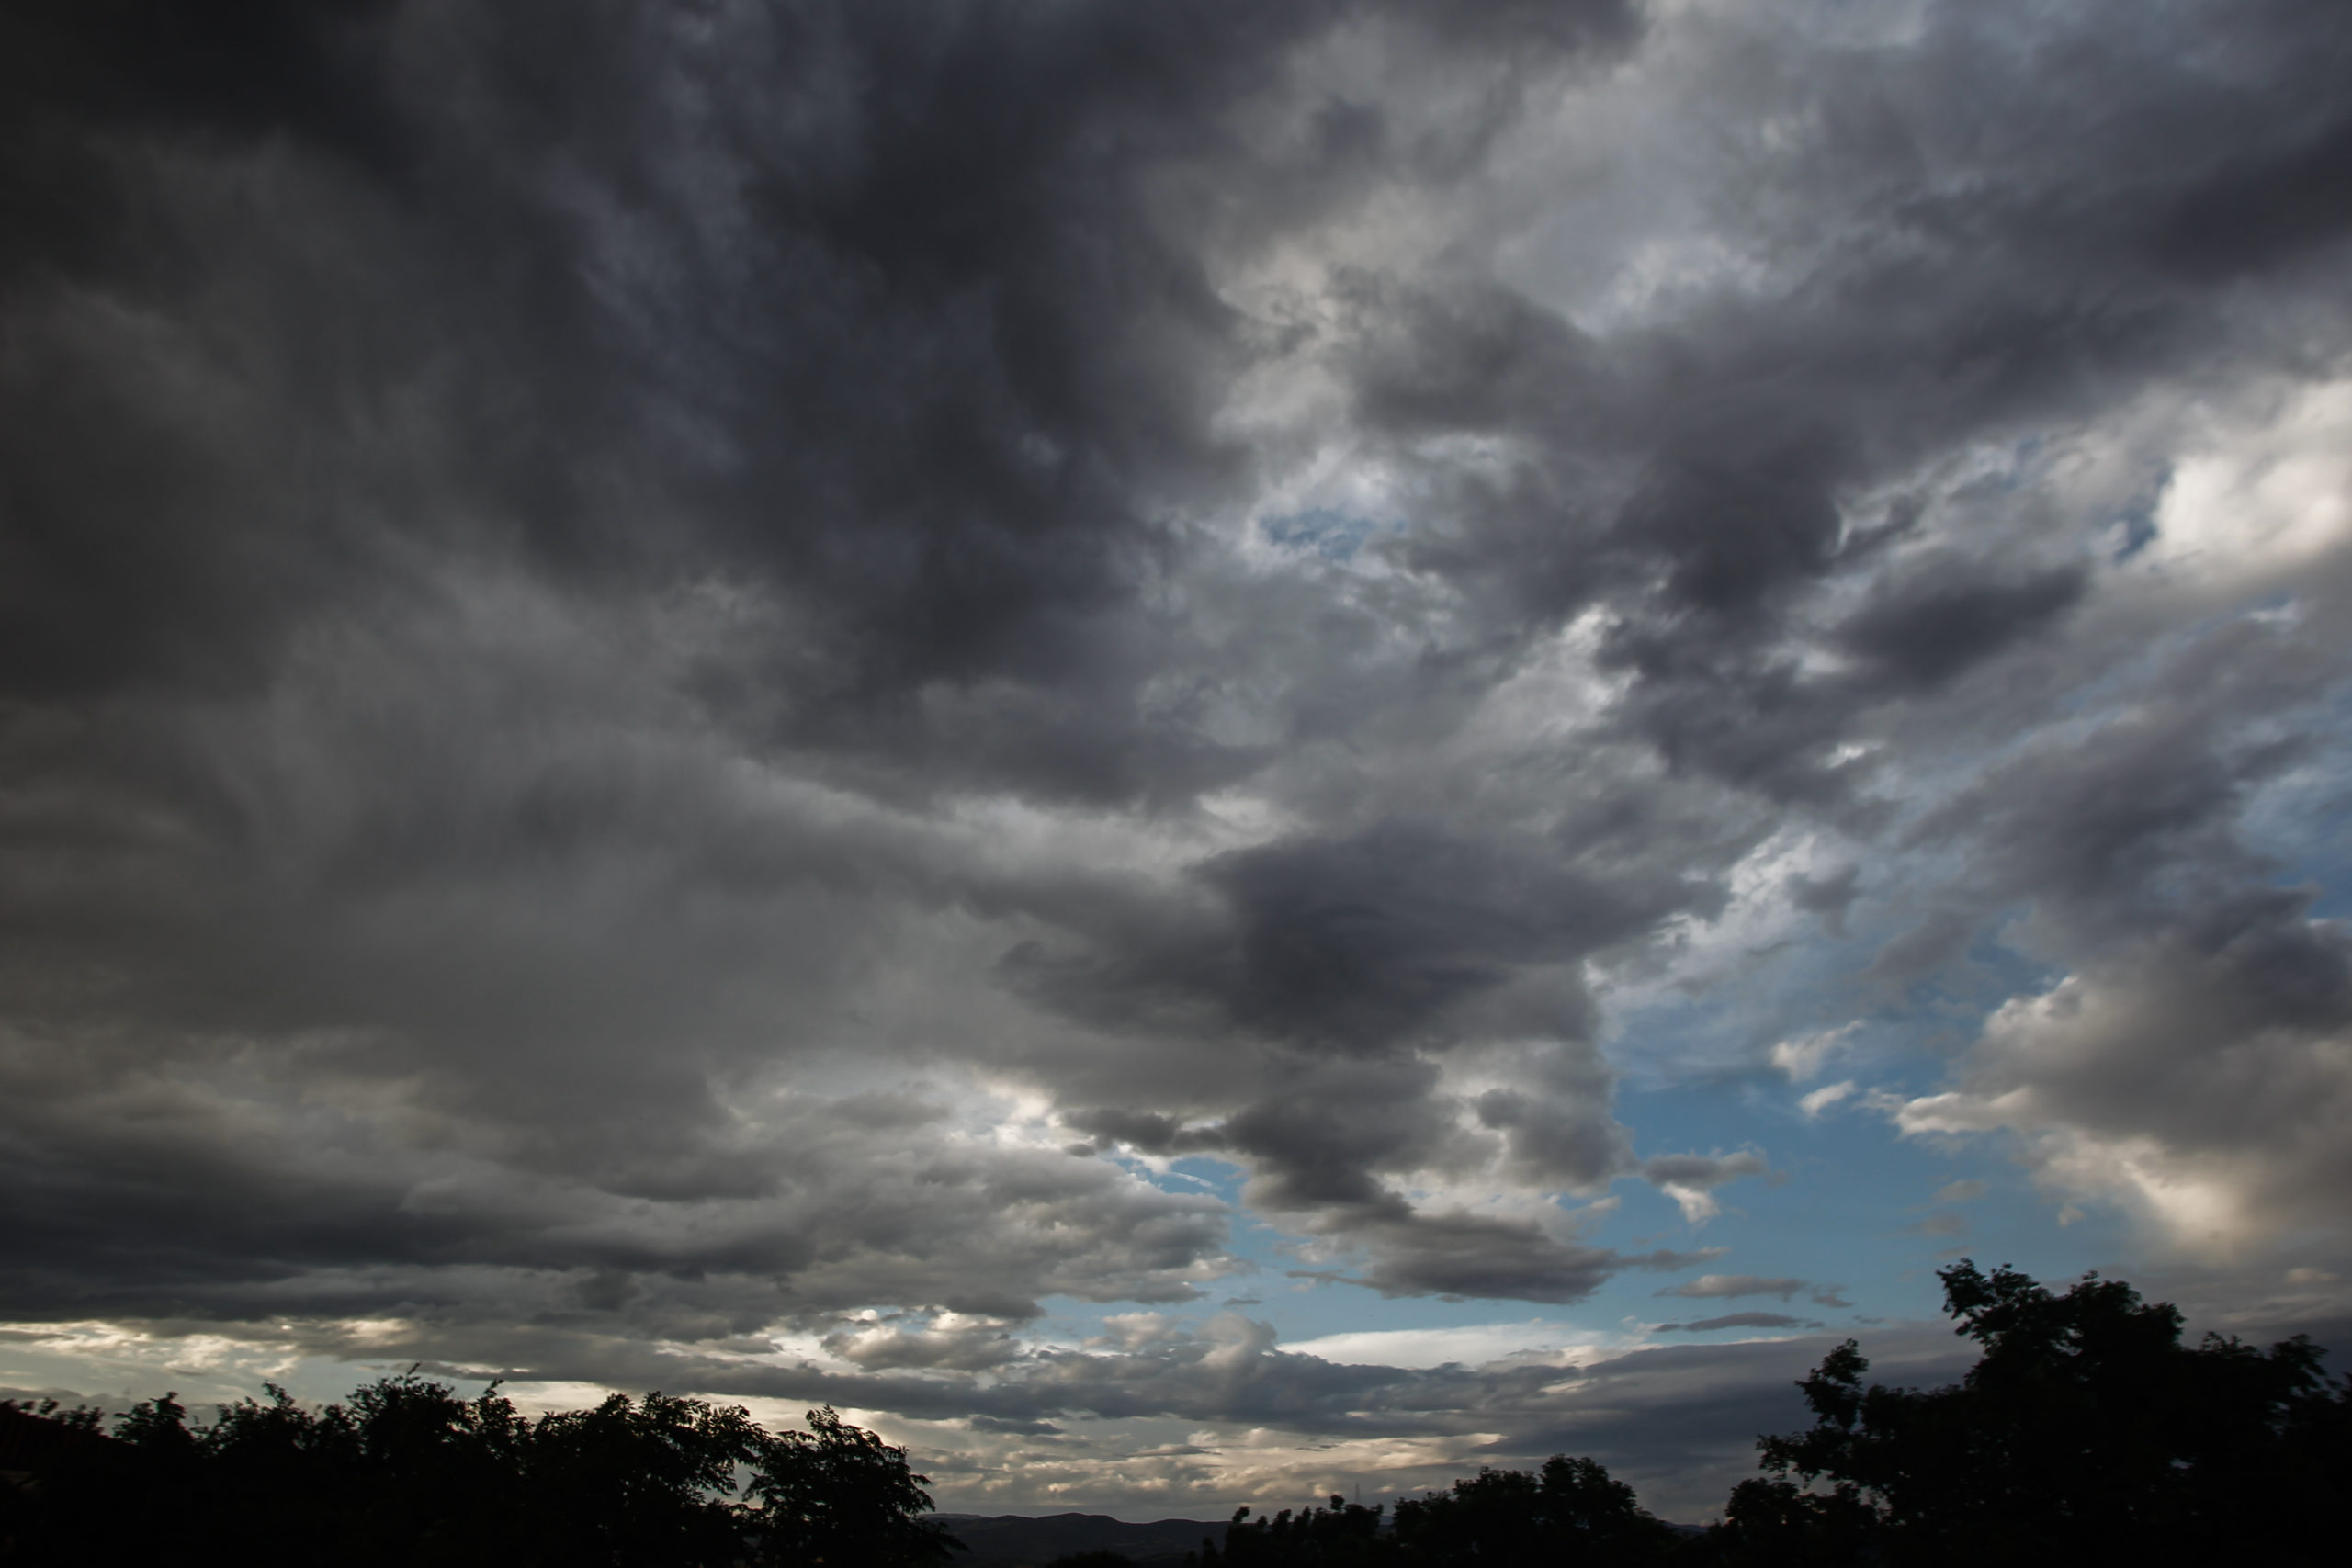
[5,0,2350,1524]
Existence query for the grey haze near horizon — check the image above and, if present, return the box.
[4,0,2351,1524]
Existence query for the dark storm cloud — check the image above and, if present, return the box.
[0,1067,1233,1325]
[1011,818,1679,1055]
[0,0,1673,1338]
[4,0,2352,1504]
[1201,822,1671,1048]
[0,0,1629,739]
[1834,561,2086,693]
[1339,1217,1713,1305]
[1342,0,2352,804]
[1065,1045,1713,1301]
[2147,107,2352,284]
[1020,817,1733,1282]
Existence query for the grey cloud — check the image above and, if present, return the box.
[0,1068,1232,1326]
[1201,823,1657,1047]
[1223,1055,1456,1211]
[824,1317,1025,1372]
[1657,1275,1807,1303]
[1657,1313,1820,1334]
[1361,0,2352,809]
[994,816,1683,1063]
[0,0,1683,1354]
[1619,423,1851,622]
[1640,1155,1770,1190]
[2147,108,2352,284]
[1062,1109,1234,1157]
[1018,821,1679,1059]
[1912,700,2306,933]
[1342,1215,1714,1305]
[1483,1328,1984,1519]
[4,0,2352,1513]
[1785,866,1860,935]
[966,1416,1065,1437]
[1901,892,2352,1241]
[0,0,1636,768]
[1639,1153,1771,1219]
[16,1273,2337,1525]
[1013,824,1693,1299]
[1835,562,2087,692]
[1474,1086,1634,1190]
[405,1313,1975,1521]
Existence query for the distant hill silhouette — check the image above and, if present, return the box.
[933,1511,1226,1566]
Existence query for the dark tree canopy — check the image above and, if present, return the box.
[0,1375,958,1568]
[1387,1455,1676,1566]
[6,1265,2346,1568]
[745,1403,964,1567]
[1714,1259,2350,1568]
[1192,1262,2348,1567]
[1205,1495,1391,1566]
[1196,1456,1680,1567]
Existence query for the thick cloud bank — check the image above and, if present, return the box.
[4,0,2350,1519]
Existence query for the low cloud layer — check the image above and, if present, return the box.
[4,0,2351,1519]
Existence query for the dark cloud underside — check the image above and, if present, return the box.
[4,0,2352,1517]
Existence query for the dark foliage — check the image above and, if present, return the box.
[746,1403,964,1566]
[1194,1456,1683,1566]
[6,1264,2345,1567]
[1204,1496,1390,1565]
[1705,1259,2352,1568]
[1187,1262,2349,1567]
[1390,1454,1678,1565]
[0,1374,958,1568]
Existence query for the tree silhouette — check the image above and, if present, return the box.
[8,1270,2343,1568]
[1207,1495,1390,1565]
[743,1404,962,1566]
[0,1377,958,1568]
[526,1390,765,1565]
[1392,1455,1677,1565]
[1197,1458,1680,1566]
[1713,1259,2351,1568]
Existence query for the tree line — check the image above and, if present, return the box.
[1193,1260,2349,1568]
[5,1261,2346,1566]
[0,1380,955,1566]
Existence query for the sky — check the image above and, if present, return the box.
[3,0,2350,1527]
